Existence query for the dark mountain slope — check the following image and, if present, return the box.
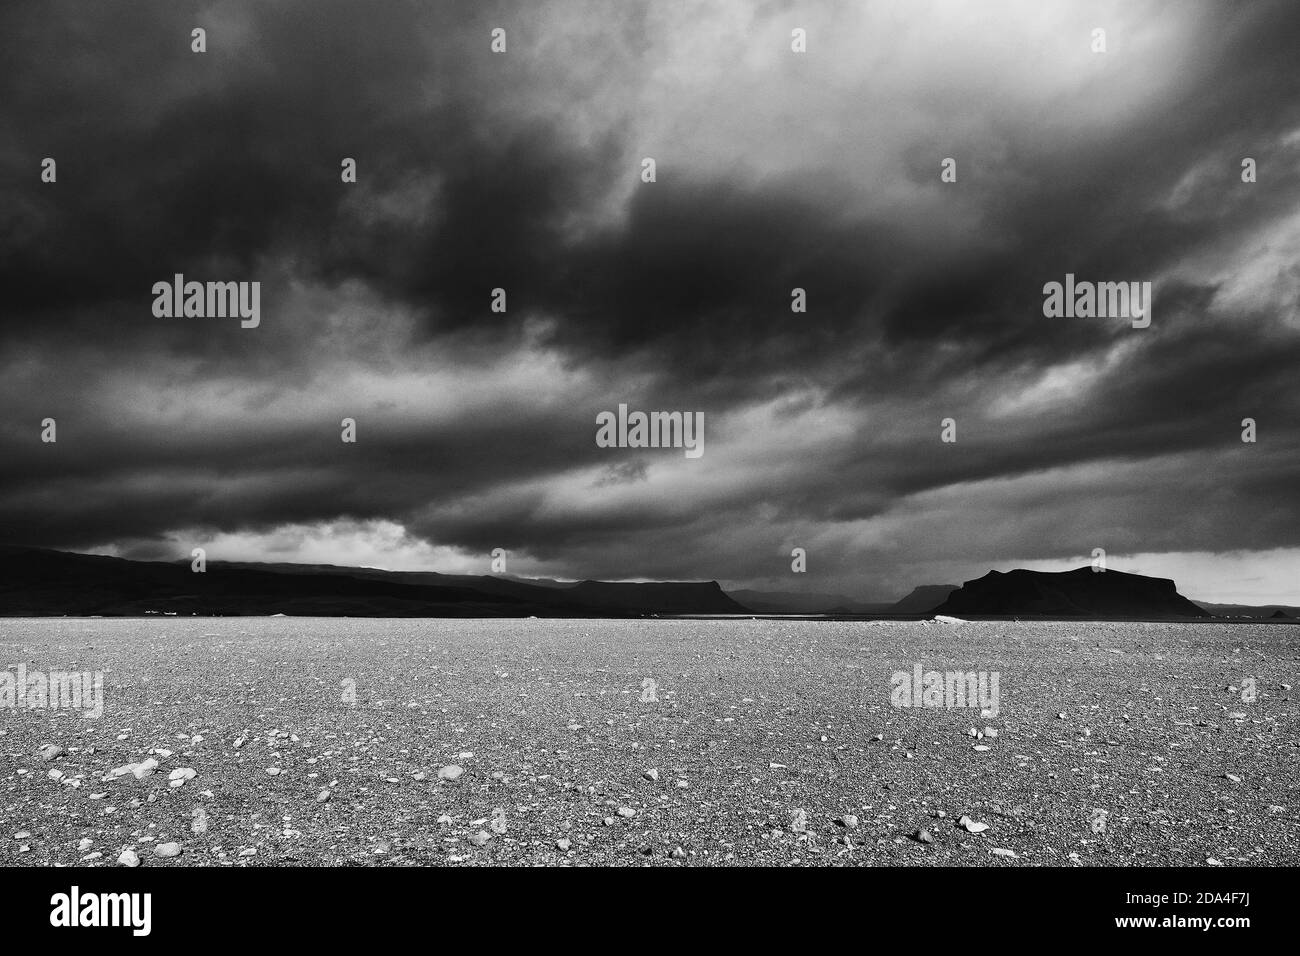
[0,547,745,617]
[934,568,1210,619]
[889,585,959,614]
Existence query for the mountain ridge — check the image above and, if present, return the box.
[0,547,745,617]
[934,567,1211,619]
[0,547,1292,620]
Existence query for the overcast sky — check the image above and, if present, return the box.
[2,0,1298,603]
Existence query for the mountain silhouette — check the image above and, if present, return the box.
[934,567,1210,619]
[0,547,746,617]
[1193,600,1300,619]
[889,584,959,614]
[725,589,891,614]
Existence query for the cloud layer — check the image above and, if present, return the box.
[3,0,1299,602]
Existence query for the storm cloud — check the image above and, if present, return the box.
[2,0,1298,602]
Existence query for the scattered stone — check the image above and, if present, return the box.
[106,759,155,780]
[316,789,331,803]
[117,849,140,867]
[239,848,257,857]
[671,846,686,859]
[39,744,65,762]
[1225,773,1242,783]
[983,728,999,738]
[914,829,934,844]
[78,838,92,852]
[191,808,209,834]
[616,807,636,818]
[490,809,507,835]
[468,830,491,847]
[958,816,989,833]
[556,838,571,851]
[438,765,464,782]
[603,817,615,826]
[791,809,808,833]
[643,768,659,782]
[154,842,182,859]
[973,745,991,752]
[265,768,281,776]
[991,848,1019,859]
[836,815,859,829]
[168,768,196,783]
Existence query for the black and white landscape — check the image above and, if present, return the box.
[2,0,1299,881]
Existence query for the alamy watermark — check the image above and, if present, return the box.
[890,662,999,717]
[2,664,103,719]
[1043,274,1151,328]
[152,273,260,328]
[595,404,704,459]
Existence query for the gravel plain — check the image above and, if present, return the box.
[2,617,1297,866]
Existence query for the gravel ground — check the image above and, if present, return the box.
[2,617,1297,866]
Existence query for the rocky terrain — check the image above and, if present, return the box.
[2,617,1296,866]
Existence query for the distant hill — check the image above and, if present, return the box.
[724,584,960,615]
[6,547,1284,621]
[1193,601,1300,619]
[934,568,1211,619]
[888,585,959,614]
[725,589,891,614]
[0,547,746,617]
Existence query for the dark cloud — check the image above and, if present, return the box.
[2,0,1299,601]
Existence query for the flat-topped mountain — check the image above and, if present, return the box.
[933,567,1211,619]
[0,547,746,617]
